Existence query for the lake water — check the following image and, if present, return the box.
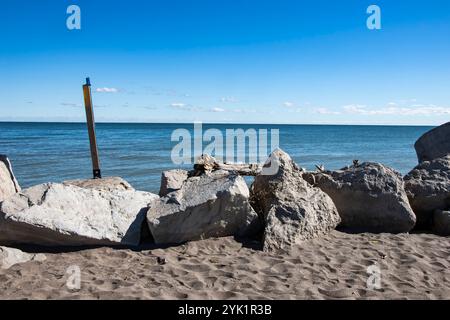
[0,122,432,193]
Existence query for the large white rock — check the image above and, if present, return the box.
[404,156,450,227]
[63,177,134,192]
[158,169,189,197]
[303,162,416,233]
[414,122,450,163]
[251,149,341,252]
[147,171,261,244]
[0,183,158,246]
[0,246,46,269]
[0,155,20,202]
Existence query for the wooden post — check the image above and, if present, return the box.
[82,77,102,179]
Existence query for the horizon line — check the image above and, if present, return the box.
[0,120,438,127]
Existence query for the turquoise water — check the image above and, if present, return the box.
[0,122,432,193]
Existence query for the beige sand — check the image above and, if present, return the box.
[0,231,449,300]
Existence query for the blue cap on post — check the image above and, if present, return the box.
[86,77,91,86]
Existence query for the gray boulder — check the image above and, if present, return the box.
[0,182,158,246]
[251,149,341,252]
[147,171,261,244]
[0,246,46,269]
[0,155,20,202]
[415,122,450,163]
[63,177,134,192]
[159,169,188,197]
[404,156,450,227]
[433,210,450,236]
[304,163,416,233]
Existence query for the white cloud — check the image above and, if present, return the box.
[342,104,369,114]
[232,108,259,114]
[144,86,190,97]
[342,104,450,116]
[60,102,108,108]
[60,102,82,108]
[316,108,341,115]
[169,102,200,111]
[220,97,238,103]
[96,87,118,93]
[170,103,186,108]
[168,103,270,114]
[283,101,295,108]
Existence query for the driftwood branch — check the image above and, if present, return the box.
[193,154,262,176]
[215,162,262,176]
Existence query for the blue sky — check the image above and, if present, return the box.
[1,0,450,125]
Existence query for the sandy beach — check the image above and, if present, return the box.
[1,231,449,300]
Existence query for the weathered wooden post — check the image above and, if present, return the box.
[82,77,102,179]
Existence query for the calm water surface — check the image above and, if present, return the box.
[0,122,432,193]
